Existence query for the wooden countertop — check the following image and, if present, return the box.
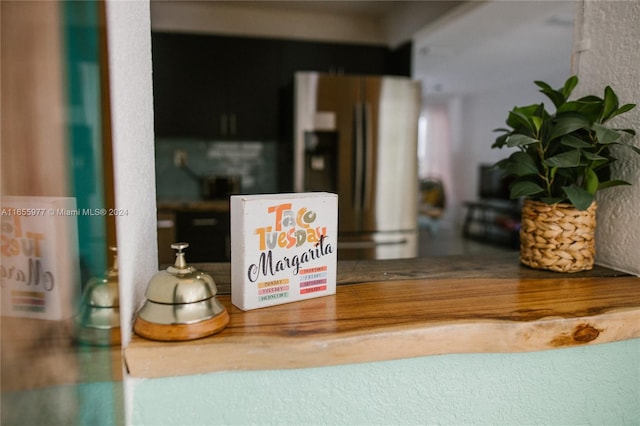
[124,254,640,378]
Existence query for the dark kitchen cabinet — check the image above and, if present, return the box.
[152,33,280,140]
[152,32,411,140]
[277,39,388,88]
[175,210,230,262]
[219,37,281,140]
[152,33,214,139]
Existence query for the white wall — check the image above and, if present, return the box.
[456,74,569,203]
[150,1,459,48]
[150,1,385,45]
[439,73,571,227]
[413,0,575,229]
[571,0,640,275]
[105,0,157,346]
[446,0,640,274]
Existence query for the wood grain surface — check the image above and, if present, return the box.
[192,252,631,295]
[133,309,229,341]
[125,256,639,378]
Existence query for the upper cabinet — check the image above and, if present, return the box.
[152,32,411,140]
[152,33,280,140]
[152,33,209,139]
[222,37,281,140]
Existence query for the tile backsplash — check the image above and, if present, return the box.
[155,139,278,201]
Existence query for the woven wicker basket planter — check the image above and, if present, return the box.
[519,199,597,273]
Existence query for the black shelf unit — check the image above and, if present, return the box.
[462,200,521,249]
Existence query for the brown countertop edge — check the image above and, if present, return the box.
[125,254,640,379]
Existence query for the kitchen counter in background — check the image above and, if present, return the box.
[157,201,231,264]
[157,200,230,212]
[125,253,639,378]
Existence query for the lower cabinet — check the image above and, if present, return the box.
[175,210,230,262]
[157,211,177,266]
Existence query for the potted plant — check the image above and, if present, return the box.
[492,75,638,272]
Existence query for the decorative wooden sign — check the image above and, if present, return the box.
[231,192,337,310]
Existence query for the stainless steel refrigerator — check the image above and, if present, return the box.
[294,72,421,260]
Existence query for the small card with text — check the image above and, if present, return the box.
[231,193,337,310]
[1,196,80,320]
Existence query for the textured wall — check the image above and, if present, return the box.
[105,0,158,345]
[130,339,640,425]
[572,0,640,275]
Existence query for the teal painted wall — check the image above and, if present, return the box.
[2,335,637,426]
[131,339,639,425]
[1,382,124,426]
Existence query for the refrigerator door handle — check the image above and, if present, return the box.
[353,103,364,216]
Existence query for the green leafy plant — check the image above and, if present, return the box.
[492,76,639,210]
